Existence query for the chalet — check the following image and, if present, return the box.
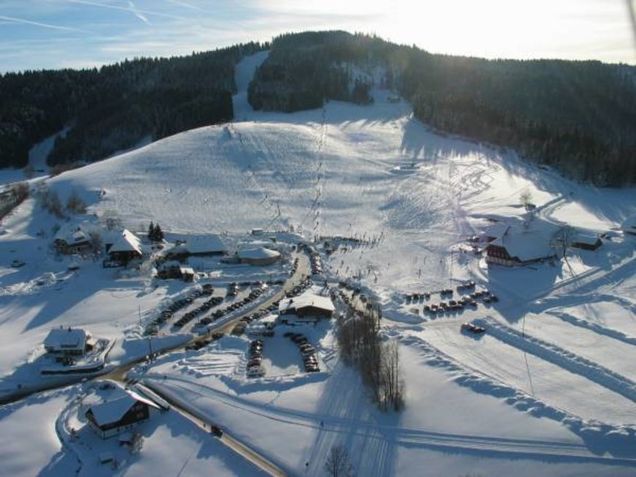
[53,223,95,254]
[570,231,602,251]
[485,218,560,267]
[85,387,159,439]
[237,247,281,266]
[44,327,89,356]
[166,234,227,258]
[279,292,335,321]
[106,229,143,264]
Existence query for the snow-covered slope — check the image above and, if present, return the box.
[1,52,636,477]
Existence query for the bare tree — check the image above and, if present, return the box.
[519,190,533,209]
[336,297,404,411]
[324,444,353,477]
[66,190,87,214]
[379,340,404,411]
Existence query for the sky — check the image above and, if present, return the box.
[0,0,635,73]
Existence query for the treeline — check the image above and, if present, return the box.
[248,31,636,185]
[0,42,266,168]
[248,31,373,112]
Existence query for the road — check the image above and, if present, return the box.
[142,379,286,477]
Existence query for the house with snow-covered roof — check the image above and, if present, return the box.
[105,229,143,265]
[53,222,98,254]
[44,326,89,356]
[166,234,227,258]
[485,217,561,267]
[279,291,335,321]
[570,230,602,251]
[85,386,160,439]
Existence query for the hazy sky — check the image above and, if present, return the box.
[1,0,635,72]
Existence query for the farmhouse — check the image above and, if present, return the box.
[44,327,89,356]
[237,247,281,266]
[167,234,227,258]
[485,219,560,267]
[106,229,143,264]
[279,291,335,321]
[53,223,95,254]
[85,388,159,439]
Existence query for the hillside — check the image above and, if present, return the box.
[249,31,636,185]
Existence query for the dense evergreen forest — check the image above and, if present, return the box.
[248,32,636,186]
[1,31,635,185]
[0,42,265,168]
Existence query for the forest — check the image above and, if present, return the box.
[0,42,265,168]
[1,31,635,185]
[248,32,636,186]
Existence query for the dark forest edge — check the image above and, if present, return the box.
[0,42,266,169]
[248,31,636,186]
[1,31,635,186]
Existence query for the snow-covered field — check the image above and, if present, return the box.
[0,51,635,475]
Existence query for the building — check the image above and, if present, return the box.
[570,231,602,251]
[167,234,227,258]
[279,291,335,321]
[106,229,143,264]
[485,218,560,267]
[85,388,159,439]
[44,327,89,356]
[53,223,95,255]
[237,247,281,266]
[157,261,195,281]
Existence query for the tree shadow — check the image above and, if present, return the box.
[305,361,400,476]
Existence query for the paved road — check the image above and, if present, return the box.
[142,379,286,477]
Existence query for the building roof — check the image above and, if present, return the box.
[238,247,280,260]
[572,231,601,245]
[87,388,159,427]
[488,217,560,262]
[54,222,95,245]
[109,229,142,255]
[279,291,335,314]
[44,327,87,350]
[171,234,227,255]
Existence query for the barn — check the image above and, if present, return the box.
[237,247,281,266]
[279,292,335,321]
[85,388,159,439]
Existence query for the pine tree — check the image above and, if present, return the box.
[153,223,164,242]
[148,221,155,241]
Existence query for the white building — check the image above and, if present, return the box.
[237,247,281,266]
[168,234,227,256]
[44,327,89,356]
[279,291,335,321]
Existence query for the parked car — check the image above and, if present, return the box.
[461,322,486,334]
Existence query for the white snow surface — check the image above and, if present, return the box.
[0,52,635,476]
